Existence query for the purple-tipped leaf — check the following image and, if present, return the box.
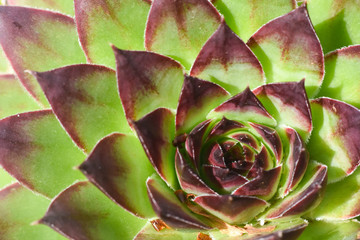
[208,117,245,139]
[208,87,276,126]
[175,149,216,195]
[113,47,184,122]
[194,194,268,224]
[133,108,177,189]
[32,64,131,152]
[146,175,211,230]
[248,5,324,97]
[176,75,229,134]
[79,133,156,218]
[191,20,264,95]
[254,80,312,139]
[0,6,86,106]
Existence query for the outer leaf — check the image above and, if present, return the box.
[0,6,86,106]
[190,21,264,95]
[7,0,75,16]
[248,6,324,97]
[80,133,156,218]
[298,220,360,240]
[262,162,327,220]
[176,75,229,134]
[308,166,360,220]
[146,175,211,230]
[75,0,150,68]
[307,0,360,53]
[39,181,146,240]
[113,47,184,121]
[308,98,360,182]
[0,74,39,119]
[0,183,66,240]
[133,108,177,189]
[254,80,312,140]
[317,45,360,108]
[208,87,276,126]
[134,222,199,240]
[212,0,295,41]
[145,0,221,69]
[0,110,85,197]
[32,64,131,152]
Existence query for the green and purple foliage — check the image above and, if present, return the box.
[0,0,360,239]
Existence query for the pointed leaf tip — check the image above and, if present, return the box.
[191,21,264,95]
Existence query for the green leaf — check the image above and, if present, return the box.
[32,64,132,153]
[308,166,360,220]
[212,0,295,41]
[307,0,360,53]
[190,21,264,95]
[145,0,221,70]
[7,0,75,16]
[134,222,199,240]
[307,98,360,182]
[0,167,15,189]
[113,48,184,122]
[0,6,86,106]
[80,133,156,218]
[0,47,12,73]
[0,110,86,198]
[0,74,40,119]
[0,183,66,240]
[298,220,360,240]
[248,6,324,97]
[75,0,150,68]
[317,46,360,108]
[40,181,146,240]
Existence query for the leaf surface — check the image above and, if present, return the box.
[7,0,75,16]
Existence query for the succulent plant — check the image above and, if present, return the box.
[0,0,360,239]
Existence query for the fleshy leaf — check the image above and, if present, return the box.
[146,175,211,230]
[317,45,360,108]
[247,5,324,97]
[0,6,86,106]
[134,222,199,240]
[175,149,216,195]
[0,166,15,189]
[249,123,282,164]
[307,97,360,182]
[133,108,177,189]
[208,87,276,126]
[176,75,229,134]
[232,166,282,201]
[308,166,360,220]
[194,194,268,224]
[0,110,85,197]
[0,183,66,240]
[145,0,221,69]
[75,0,150,67]
[7,0,75,16]
[39,181,146,240]
[190,20,264,95]
[208,117,245,139]
[113,47,184,121]
[32,64,131,152]
[0,74,40,119]
[79,133,156,218]
[254,80,312,140]
[262,162,327,219]
[307,0,360,53]
[298,220,360,240]
[212,0,295,41]
[278,128,308,198]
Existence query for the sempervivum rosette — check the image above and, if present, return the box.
[1,0,360,239]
